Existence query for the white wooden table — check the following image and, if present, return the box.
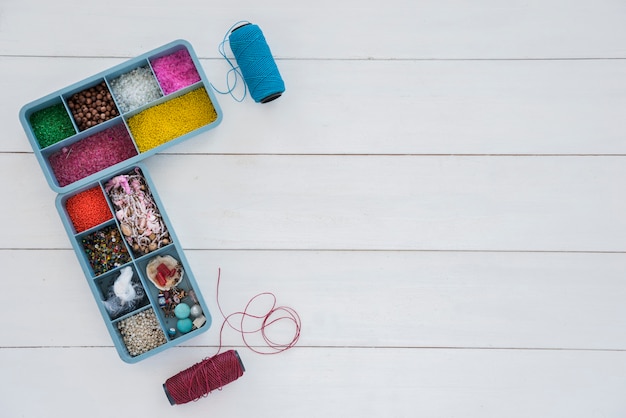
[2,1,625,416]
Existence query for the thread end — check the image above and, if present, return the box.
[260,92,282,103]
[163,382,177,406]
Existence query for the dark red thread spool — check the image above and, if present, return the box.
[163,349,245,405]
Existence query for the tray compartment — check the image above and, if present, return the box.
[61,185,113,234]
[96,265,150,320]
[20,39,223,194]
[125,85,218,153]
[103,166,171,257]
[115,307,168,359]
[25,98,76,149]
[107,60,164,113]
[45,120,138,187]
[63,78,120,132]
[78,221,133,277]
[149,45,202,95]
[136,245,210,340]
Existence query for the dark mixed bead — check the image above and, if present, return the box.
[82,225,131,275]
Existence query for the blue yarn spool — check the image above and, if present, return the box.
[228,23,285,103]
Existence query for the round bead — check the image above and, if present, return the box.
[189,304,203,318]
[174,303,191,319]
[177,318,193,334]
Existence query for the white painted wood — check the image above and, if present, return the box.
[5,249,626,350]
[1,0,625,59]
[2,153,625,251]
[6,57,626,155]
[1,0,625,417]
[2,347,626,417]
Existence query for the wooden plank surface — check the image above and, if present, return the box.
[1,0,625,416]
[4,57,626,155]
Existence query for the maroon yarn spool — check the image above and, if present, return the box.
[163,349,245,405]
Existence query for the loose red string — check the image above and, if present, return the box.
[163,268,301,405]
[215,267,302,355]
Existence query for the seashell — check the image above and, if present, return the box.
[145,255,184,291]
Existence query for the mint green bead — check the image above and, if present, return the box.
[174,303,190,319]
[177,318,193,334]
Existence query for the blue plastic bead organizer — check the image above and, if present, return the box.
[18,40,221,363]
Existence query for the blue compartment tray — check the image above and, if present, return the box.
[19,39,222,194]
[55,164,211,363]
[19,40,218,362]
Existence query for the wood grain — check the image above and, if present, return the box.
[1,0,625,416]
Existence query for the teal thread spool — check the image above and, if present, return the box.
[228,23,285,103]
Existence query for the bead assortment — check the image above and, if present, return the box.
[21,40,217,362]
[157,285,206,335]
[81,224,132,276]
[58,165,210,361]
[20,40,221,194]
[117,308,167,357]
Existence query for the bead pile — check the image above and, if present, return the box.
[81,224,131,276]
[29,103,76,148]
[105,169,170,256]
[157,286,206,336]
[117,308,167,357]
[109,66,163,113]
[48,123,138,187]
[128,87,218,153]
[67,81,119,131]
[151,48,201,95]
[158,286,187,317]
[65,186,112,233]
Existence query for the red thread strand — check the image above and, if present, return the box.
[215,268,302,355]
[164,350,244,405]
